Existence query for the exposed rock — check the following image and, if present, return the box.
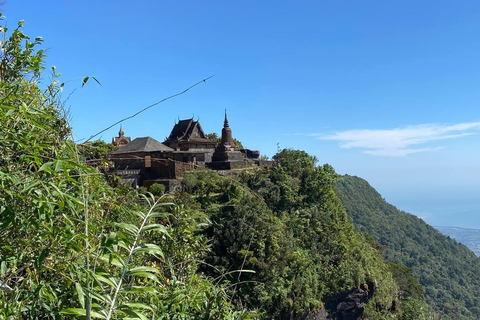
[303,308,328,320]
[280,282,378,320]
[323,281,377,320]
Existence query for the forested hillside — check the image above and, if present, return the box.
[178,151,405,319]
[335,175,480,320]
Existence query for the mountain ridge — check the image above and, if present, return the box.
[335,174,480,320]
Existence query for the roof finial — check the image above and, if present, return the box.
[119,125,124,137]
[224,109,229,128]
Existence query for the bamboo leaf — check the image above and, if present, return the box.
[99,254,124,268]
[127,270,159,283]
[61,308,106,319]
[104,232,117,247]
[133,244,164,258]
[132,210,146,219]
[38,161,53,171]
[153,202,175,207]
[54,159,64,172]
[64,194,85,207]
[118,302,153,311]
[148,212,169,219]
[117,308,148,320]
[114,222,139,235]
[93,273,117,288]
[22,180,41,193]
[88,289,110,304]
[141,223,169,235]
[82,76,89,87]
[116,239,130,251]
[122,286,157,294]
[128,266,160,274]
[75,283,85,309]
[92,76,102,86]
[0,261,6,276]
[34,249,49,270]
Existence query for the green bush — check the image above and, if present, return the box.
[149,182,166,196]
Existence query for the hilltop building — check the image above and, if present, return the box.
[209,111,248,169]
[110,112,261,190]
[112,126,131,148]
[163,118,216,163]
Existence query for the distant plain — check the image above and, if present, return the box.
[435,226,480,256]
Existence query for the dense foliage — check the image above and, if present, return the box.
[179,150,405,319]
[335,175,480,320]
[77,140,115,163]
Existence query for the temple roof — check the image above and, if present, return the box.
[111,137,173,154]
[165,118,208,142]
[112,125,131,147]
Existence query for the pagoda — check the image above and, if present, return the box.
[210,110,245,169]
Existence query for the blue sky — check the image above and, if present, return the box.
[3,1,480,227]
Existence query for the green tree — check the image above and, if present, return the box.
[206,132,245,149]
[0,18,45,82]
[272,148,317,178]
[77,139,115,162]
[389,263,424,300]
[205,132,219,141]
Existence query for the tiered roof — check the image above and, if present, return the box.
[165,118,210,142]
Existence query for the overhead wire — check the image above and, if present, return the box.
[81,76,214,143]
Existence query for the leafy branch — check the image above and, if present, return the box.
[62,194,172,319]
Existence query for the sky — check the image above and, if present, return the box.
[3,1,480,228]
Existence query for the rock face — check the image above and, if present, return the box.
[303,308,327,320]
[324,282,377,320]
[301,281,377,320]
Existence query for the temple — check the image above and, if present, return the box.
[163,118,216,163]
[112,126,131,148]
[209,110,246,169]
[110,112,263,190]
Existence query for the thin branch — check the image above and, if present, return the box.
[227,280,262,289]
[231,239,252,303]
[82,76,214,143]
[71,138,92,319]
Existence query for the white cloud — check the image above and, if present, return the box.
[317,122,480,157]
